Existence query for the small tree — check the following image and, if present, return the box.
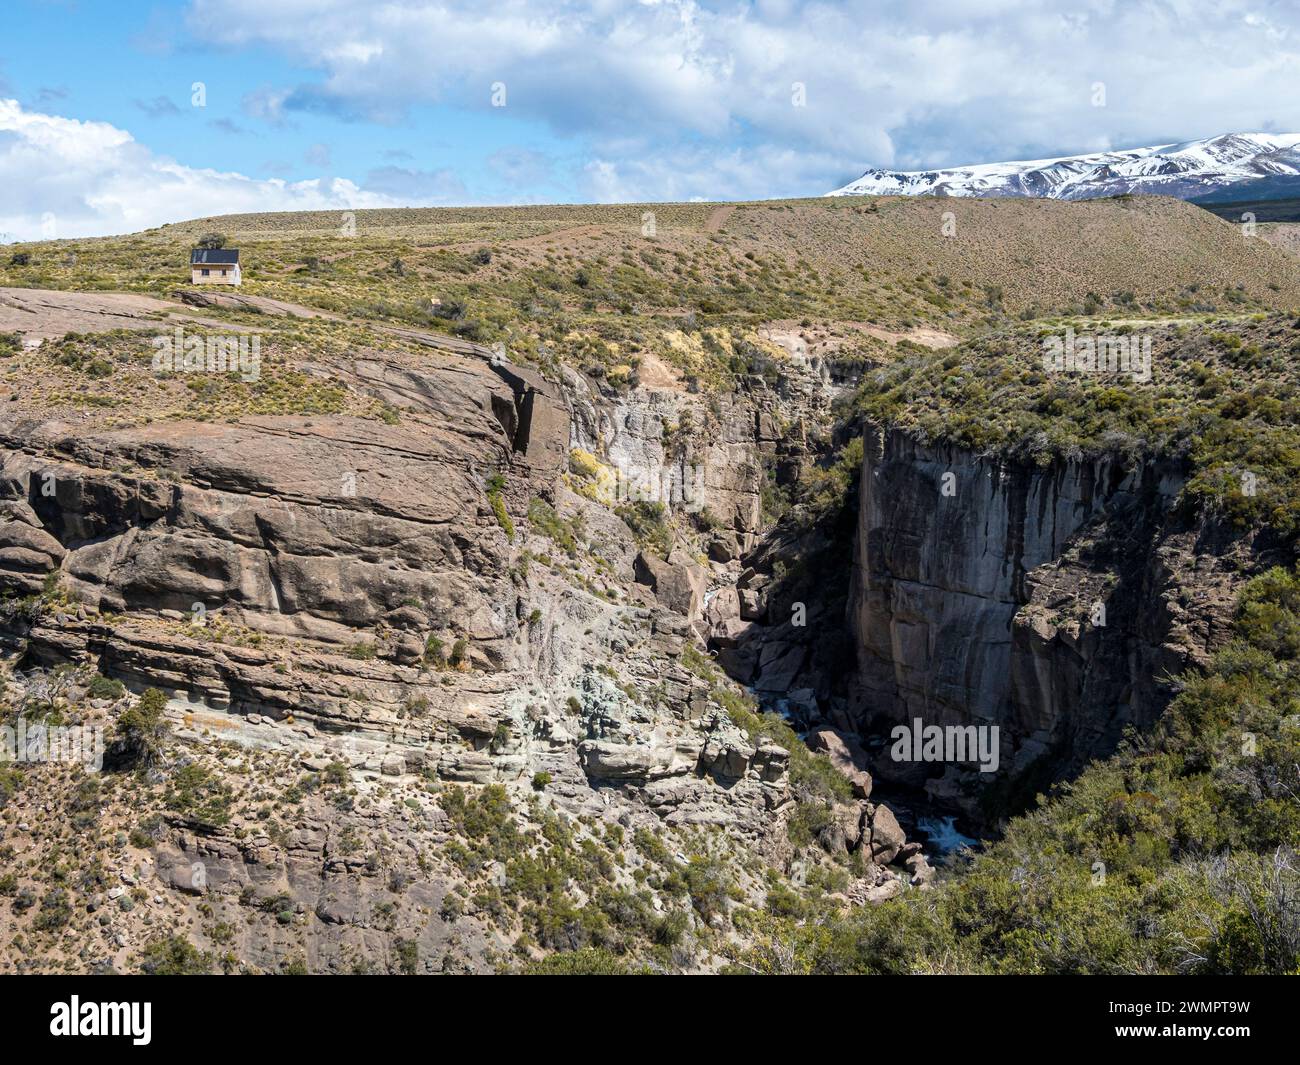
[195,232,227,250]
[111,687,170,775]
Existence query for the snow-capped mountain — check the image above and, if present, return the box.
[828,133,1300,202]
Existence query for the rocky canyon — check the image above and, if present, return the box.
[1,196,1297,974]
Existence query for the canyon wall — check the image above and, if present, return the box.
[849,425,1249,818]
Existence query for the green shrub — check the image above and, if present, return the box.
[86,674,125,701]
[165,763,234,827]
[138,934,211,975]
[616,500,672,557]
[33,889,72,931]
[527,497,581,554]
[518,948,649,975]
[394,937,419,975]
[424,635,446,668]
[486,473,515,541]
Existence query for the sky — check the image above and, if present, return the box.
[3,0,1300,241]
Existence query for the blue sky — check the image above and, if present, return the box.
[3,0,1300,240]
[1,0,580,205]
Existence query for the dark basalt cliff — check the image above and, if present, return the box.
[848,425,1257,820]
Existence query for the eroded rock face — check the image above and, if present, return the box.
[865,803,906,865]
[563,360,831,563]
[0,293,944,971]
[141,807,496,973]
[0,308,812,814]
[0,332,596,801]
[849,426,1251,820]
[0,350,565,665]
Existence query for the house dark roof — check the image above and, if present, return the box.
[190,248,240,265]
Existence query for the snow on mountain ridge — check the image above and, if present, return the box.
[829,133,1300,201]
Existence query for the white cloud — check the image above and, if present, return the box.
[0,99,405,242]
[488,146,554,188]
[580,144,850,204]
[183,0,1300,194]
[305,142,332,168]
[10,3,1300,238]
[241,86,294,127]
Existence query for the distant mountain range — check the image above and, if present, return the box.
[828,133,1300,204]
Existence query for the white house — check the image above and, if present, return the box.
[190,248,241,286]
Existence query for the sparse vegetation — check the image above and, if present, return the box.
[1,192,1298,981]
[138,934,212,975]
[854,314,1300,536]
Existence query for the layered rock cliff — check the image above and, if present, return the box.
[0,289,924,974]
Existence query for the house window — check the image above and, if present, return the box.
[201,268,210,276]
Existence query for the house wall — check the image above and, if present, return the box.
[191,264,241,286]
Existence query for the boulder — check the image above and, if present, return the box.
[753,642,805,692]
[668,547,709,596]
[751,743,790,784]
[578,739,673,781]
[739,587,768,621]
[634,551,705,617]
[834,803,864,852]
[863,877,905,904]
[699,735,755,780]
[905,852,936,887]
[157,861,207,896]
[866,803,907,865]
[710,615,755,649]
[896,841,923,862]
[807,726,873,798]
[391,634,425,665]
[697,709,758,780]
[705,585,741,626]
[652,611,692,636]
[846,866,906,905]
[706,537,735,563]
[715,645,758,683]
[385,605,429,630]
